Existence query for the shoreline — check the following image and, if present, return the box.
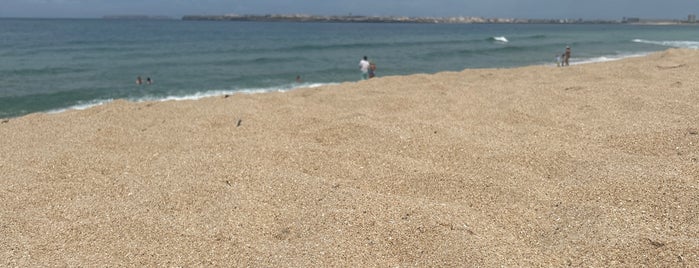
[2,50,661,120]
[2,48,698,266]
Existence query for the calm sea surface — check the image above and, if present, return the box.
[1,19,698,118]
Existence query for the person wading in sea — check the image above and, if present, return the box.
[359,56,370,80]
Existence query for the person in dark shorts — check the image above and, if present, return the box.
[564,46,571,66]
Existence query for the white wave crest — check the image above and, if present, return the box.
[492,36,509,43]
[632,39,699,49]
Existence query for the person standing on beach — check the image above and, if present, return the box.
[564,46,571,66]
[369,62,376,78]
[359,56,370,80]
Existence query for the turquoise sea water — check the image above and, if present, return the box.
[1,18,698,118]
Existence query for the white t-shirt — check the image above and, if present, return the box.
[359,59,370,73]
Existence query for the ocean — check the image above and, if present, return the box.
[1,18,698,118]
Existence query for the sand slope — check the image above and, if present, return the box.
[1,49,698,266]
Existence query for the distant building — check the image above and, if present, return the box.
[689,14,697,23]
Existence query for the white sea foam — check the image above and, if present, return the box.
[492,36,509,43]
[47,99,114,114]
[572,52,651,65]
[546,52,651,67]
[632,39,699,49]
[135,82,334,103]
[48,82,336,114]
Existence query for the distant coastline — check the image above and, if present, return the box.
[181,14,614,24]
[102,15,174,20]
[181,13,699,25]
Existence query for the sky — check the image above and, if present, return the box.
[0,0,696,20]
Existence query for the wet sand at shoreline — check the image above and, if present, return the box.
[1,49,698,266]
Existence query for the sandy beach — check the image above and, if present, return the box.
[1,49,698,266]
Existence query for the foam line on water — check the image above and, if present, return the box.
[46,82,336,114]
[572,52,651,65]
[632,39,699,49]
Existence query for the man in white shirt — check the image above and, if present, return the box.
[359,56,370,80]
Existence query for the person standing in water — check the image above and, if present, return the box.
[136,76,143,85]
[359,56,370,80]
[564,46,571,66]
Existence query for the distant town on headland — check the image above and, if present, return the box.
[105,14,699,25]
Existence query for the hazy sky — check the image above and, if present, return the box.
[1,0,695,20]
